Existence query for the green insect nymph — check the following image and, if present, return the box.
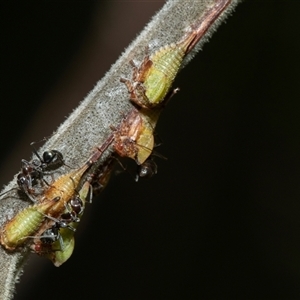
[0,159,93,251]
[121,30,197,109]
[0,200,55,251]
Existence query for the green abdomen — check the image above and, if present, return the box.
[3,207,44,249]
[144,45,185,105]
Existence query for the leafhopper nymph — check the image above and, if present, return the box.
[121,31,197,109]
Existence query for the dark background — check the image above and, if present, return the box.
[1,1,300,299]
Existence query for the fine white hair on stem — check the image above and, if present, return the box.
[0,0,242,299]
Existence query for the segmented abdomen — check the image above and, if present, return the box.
[0,206,45,250]
[151,44,185,80]
[42,163,90,217]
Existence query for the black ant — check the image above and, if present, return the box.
[0,144,65,202]
[16,148,65,202]
[135,155,158,181]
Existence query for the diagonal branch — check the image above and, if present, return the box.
[0,0,242,299]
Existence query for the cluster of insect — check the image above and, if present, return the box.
[0,29,199,266]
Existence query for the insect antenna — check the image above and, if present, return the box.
[111,155,136,182]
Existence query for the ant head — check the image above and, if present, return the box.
[40,226,59,244]
[136,158,158,181]
[69,196,84,215]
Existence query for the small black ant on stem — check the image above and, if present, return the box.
[1,140,66,202]
[17,146,65,202]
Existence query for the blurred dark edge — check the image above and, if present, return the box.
[1,1,300,299]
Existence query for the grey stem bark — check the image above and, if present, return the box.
[0,0,241,299]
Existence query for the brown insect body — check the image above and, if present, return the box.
[39,161,92,218]
[114,109,143,162]
[114,109,158,165]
